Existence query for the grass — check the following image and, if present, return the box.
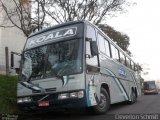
[0,74,18,114]
[0,75,46,119]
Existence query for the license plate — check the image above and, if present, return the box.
[38,101,49,107]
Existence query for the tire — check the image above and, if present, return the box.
[91,88,110,114]
[128,90,137,104]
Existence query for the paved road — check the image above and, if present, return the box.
[108,94,160,114]
[20,94,160,120]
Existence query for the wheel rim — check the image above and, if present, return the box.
[133,92,136,102]
[131,91,136,102]
[98,93,107,109]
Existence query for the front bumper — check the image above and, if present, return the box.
[144,90,158,95]
[17,91,86,111]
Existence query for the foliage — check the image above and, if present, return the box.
[0,75,18,114]
[98,24,130,53]
[47,0,130,25]
[0,0,133,37]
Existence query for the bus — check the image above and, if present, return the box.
[143,81,158,95]
[17,20,141,114]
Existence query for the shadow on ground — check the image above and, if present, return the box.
[18,102,128,120]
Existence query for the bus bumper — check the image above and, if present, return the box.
[17,91,86,111]
[144,89,158,95]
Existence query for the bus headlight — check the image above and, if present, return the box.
[58,91,84,100]
[70,92,78,98]
[17,97,32,103]
[77,91,84,98]
[23,97,32,102]
[17,98,23,103]
[58,93,69,100]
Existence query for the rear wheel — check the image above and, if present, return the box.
[128,90,137,104]
[91,88,110,114]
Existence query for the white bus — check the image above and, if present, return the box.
[17,20,141,114]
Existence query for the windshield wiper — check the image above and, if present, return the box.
[21,73,46,93]
[20,81,42,92]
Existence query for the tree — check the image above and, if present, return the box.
[0,0,46,37]
[46,0,131,25]
[0,0,133,37]
[98,24,130,53]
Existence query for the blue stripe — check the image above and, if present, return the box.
[105,68,129,100]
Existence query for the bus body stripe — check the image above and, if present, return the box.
[105,68,129,100]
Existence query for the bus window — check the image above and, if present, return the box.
[126,57,131,68]
[86,25,99,73]
[111,44,119,61]
[135,64,138,71]
[86,25,96,41]
[104,39,110,57]
[97,34,105,54]
[131,61,134,70]
[120,52,126,65]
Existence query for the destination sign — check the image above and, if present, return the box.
[26,27,77,49]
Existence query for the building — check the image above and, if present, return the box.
[0,1,26,74]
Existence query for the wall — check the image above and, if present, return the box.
[0,1,27,74]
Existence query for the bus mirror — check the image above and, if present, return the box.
[11,52,14,68]
[10,51,21,69]
[86,37,92,42]
[90,41,98,56]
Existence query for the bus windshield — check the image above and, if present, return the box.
[21,39,82,81]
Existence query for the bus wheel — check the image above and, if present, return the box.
[92,88,110,114]
[129,90,137,104]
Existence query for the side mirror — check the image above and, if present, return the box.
[11,52,14,68]
[90,41,98,56]
[11,51,21,69]
[86,37,92,42]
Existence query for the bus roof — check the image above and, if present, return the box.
[29,20,85,38]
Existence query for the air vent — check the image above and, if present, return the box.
[45,88,56,92]
[32,88,56,93]
[32,90,41,93]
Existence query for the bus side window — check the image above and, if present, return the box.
[104,39,111,57]
[86,25,96,41]
[97,34,105,54]
[120,52,126,65]
[126,57,131,68]
[131,61,134,70]
[111,44,119,62]
[135,65,138,72]
[97,33,111,57]
[86,25,99,73]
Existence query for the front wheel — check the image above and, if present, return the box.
[91,88,110,114]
